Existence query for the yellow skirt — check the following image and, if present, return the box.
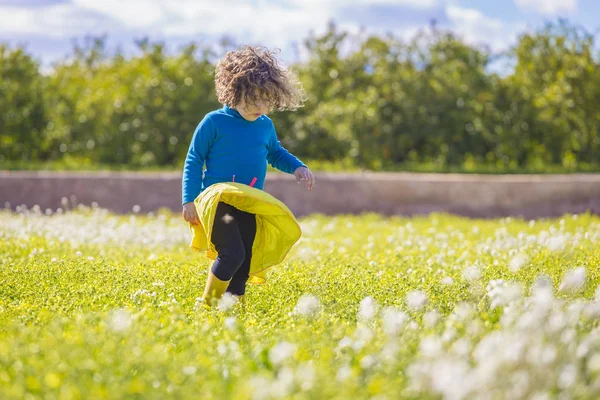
[188,182,302,284]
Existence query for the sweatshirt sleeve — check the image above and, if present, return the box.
[266,123,306,174]
[182,114,216,205]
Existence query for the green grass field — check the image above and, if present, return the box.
[1,207,600,399]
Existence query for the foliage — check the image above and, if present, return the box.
[1,21,599,172]
[0,44,47,162]
[1,208,600,398]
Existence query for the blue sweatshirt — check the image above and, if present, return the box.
[182,105,306,205]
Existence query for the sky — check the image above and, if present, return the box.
[0,0,598,66]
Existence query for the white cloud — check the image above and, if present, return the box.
[0,0,527,64]
[0,0,441,41]
[0,0,335,51]
[446,5,525,52]
[514,0,577,15]
[290,0,439,8]
[71,0,164,29]
[0,3,116,37]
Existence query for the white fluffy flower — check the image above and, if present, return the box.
[487,279,523,309]
[358,296,379,322]
[451,338,472,358]
[530,276,555,315]
[584,302,600,319]
[509,253,528,273]
[558,364,577,389]
[441,276,454,285]
[106,308,133,333]
[272,367,294,398]
[462,265,481,282]
[294,294,320,317]
[430,359,473,400]
[336,366,352,382]
[297,247,316,262]
[296,363,315,391]
[269,342,296,366]
[381,306,409,336]
[424,310,441,328]
[250,376,271,400]
[420,335,443,358]
[588,353,600,372]
[218,293,238,311]
[353,326,374,351]
[336,337,353,352]
[559,267,586,293]
[406,290,428,311]
[182,366,197,375]
[360,355,377,369]
[225,317,237,331]
[546,234,567,251]
[449,302,475,325]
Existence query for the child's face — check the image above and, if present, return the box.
[235,91,270,122]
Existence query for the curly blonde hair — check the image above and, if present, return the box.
[214,46,306,111]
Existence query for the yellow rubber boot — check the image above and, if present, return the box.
[201,270,231,307]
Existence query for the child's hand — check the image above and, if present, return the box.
[182,202,200,225]
[294,167,315,190]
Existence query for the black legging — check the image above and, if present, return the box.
[210,202,257,295]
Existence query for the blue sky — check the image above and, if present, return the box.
[0,0,598,66]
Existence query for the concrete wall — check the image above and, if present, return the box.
[2,171,600,218]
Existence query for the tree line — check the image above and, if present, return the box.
[1,21,599,171]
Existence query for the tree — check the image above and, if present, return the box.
[0,45,47,161]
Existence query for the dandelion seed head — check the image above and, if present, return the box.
[558,364,577,389]
[546,235,567,252]
[381,306,409,336]
[509,253,528,273]
[360,355,377,369]
[441,276,454,285]
[337,336,353,351]
[420,336,443,358]
[588,353,600,372]
[424,310,441,328]
[487,280,523,309]
[297,363,315,391]
[559,267,586,293]
[269,342,296,366]
[462,265,481,281]
[358,296,378,322]
[406,290,428,311]
[106,308,133,333]
[183,366,196,375]
[336,366,352,382]
[294,294,320,317]
[225,317,237,331]
[217,293,238,311]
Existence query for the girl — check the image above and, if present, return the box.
[181,46,315,306]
